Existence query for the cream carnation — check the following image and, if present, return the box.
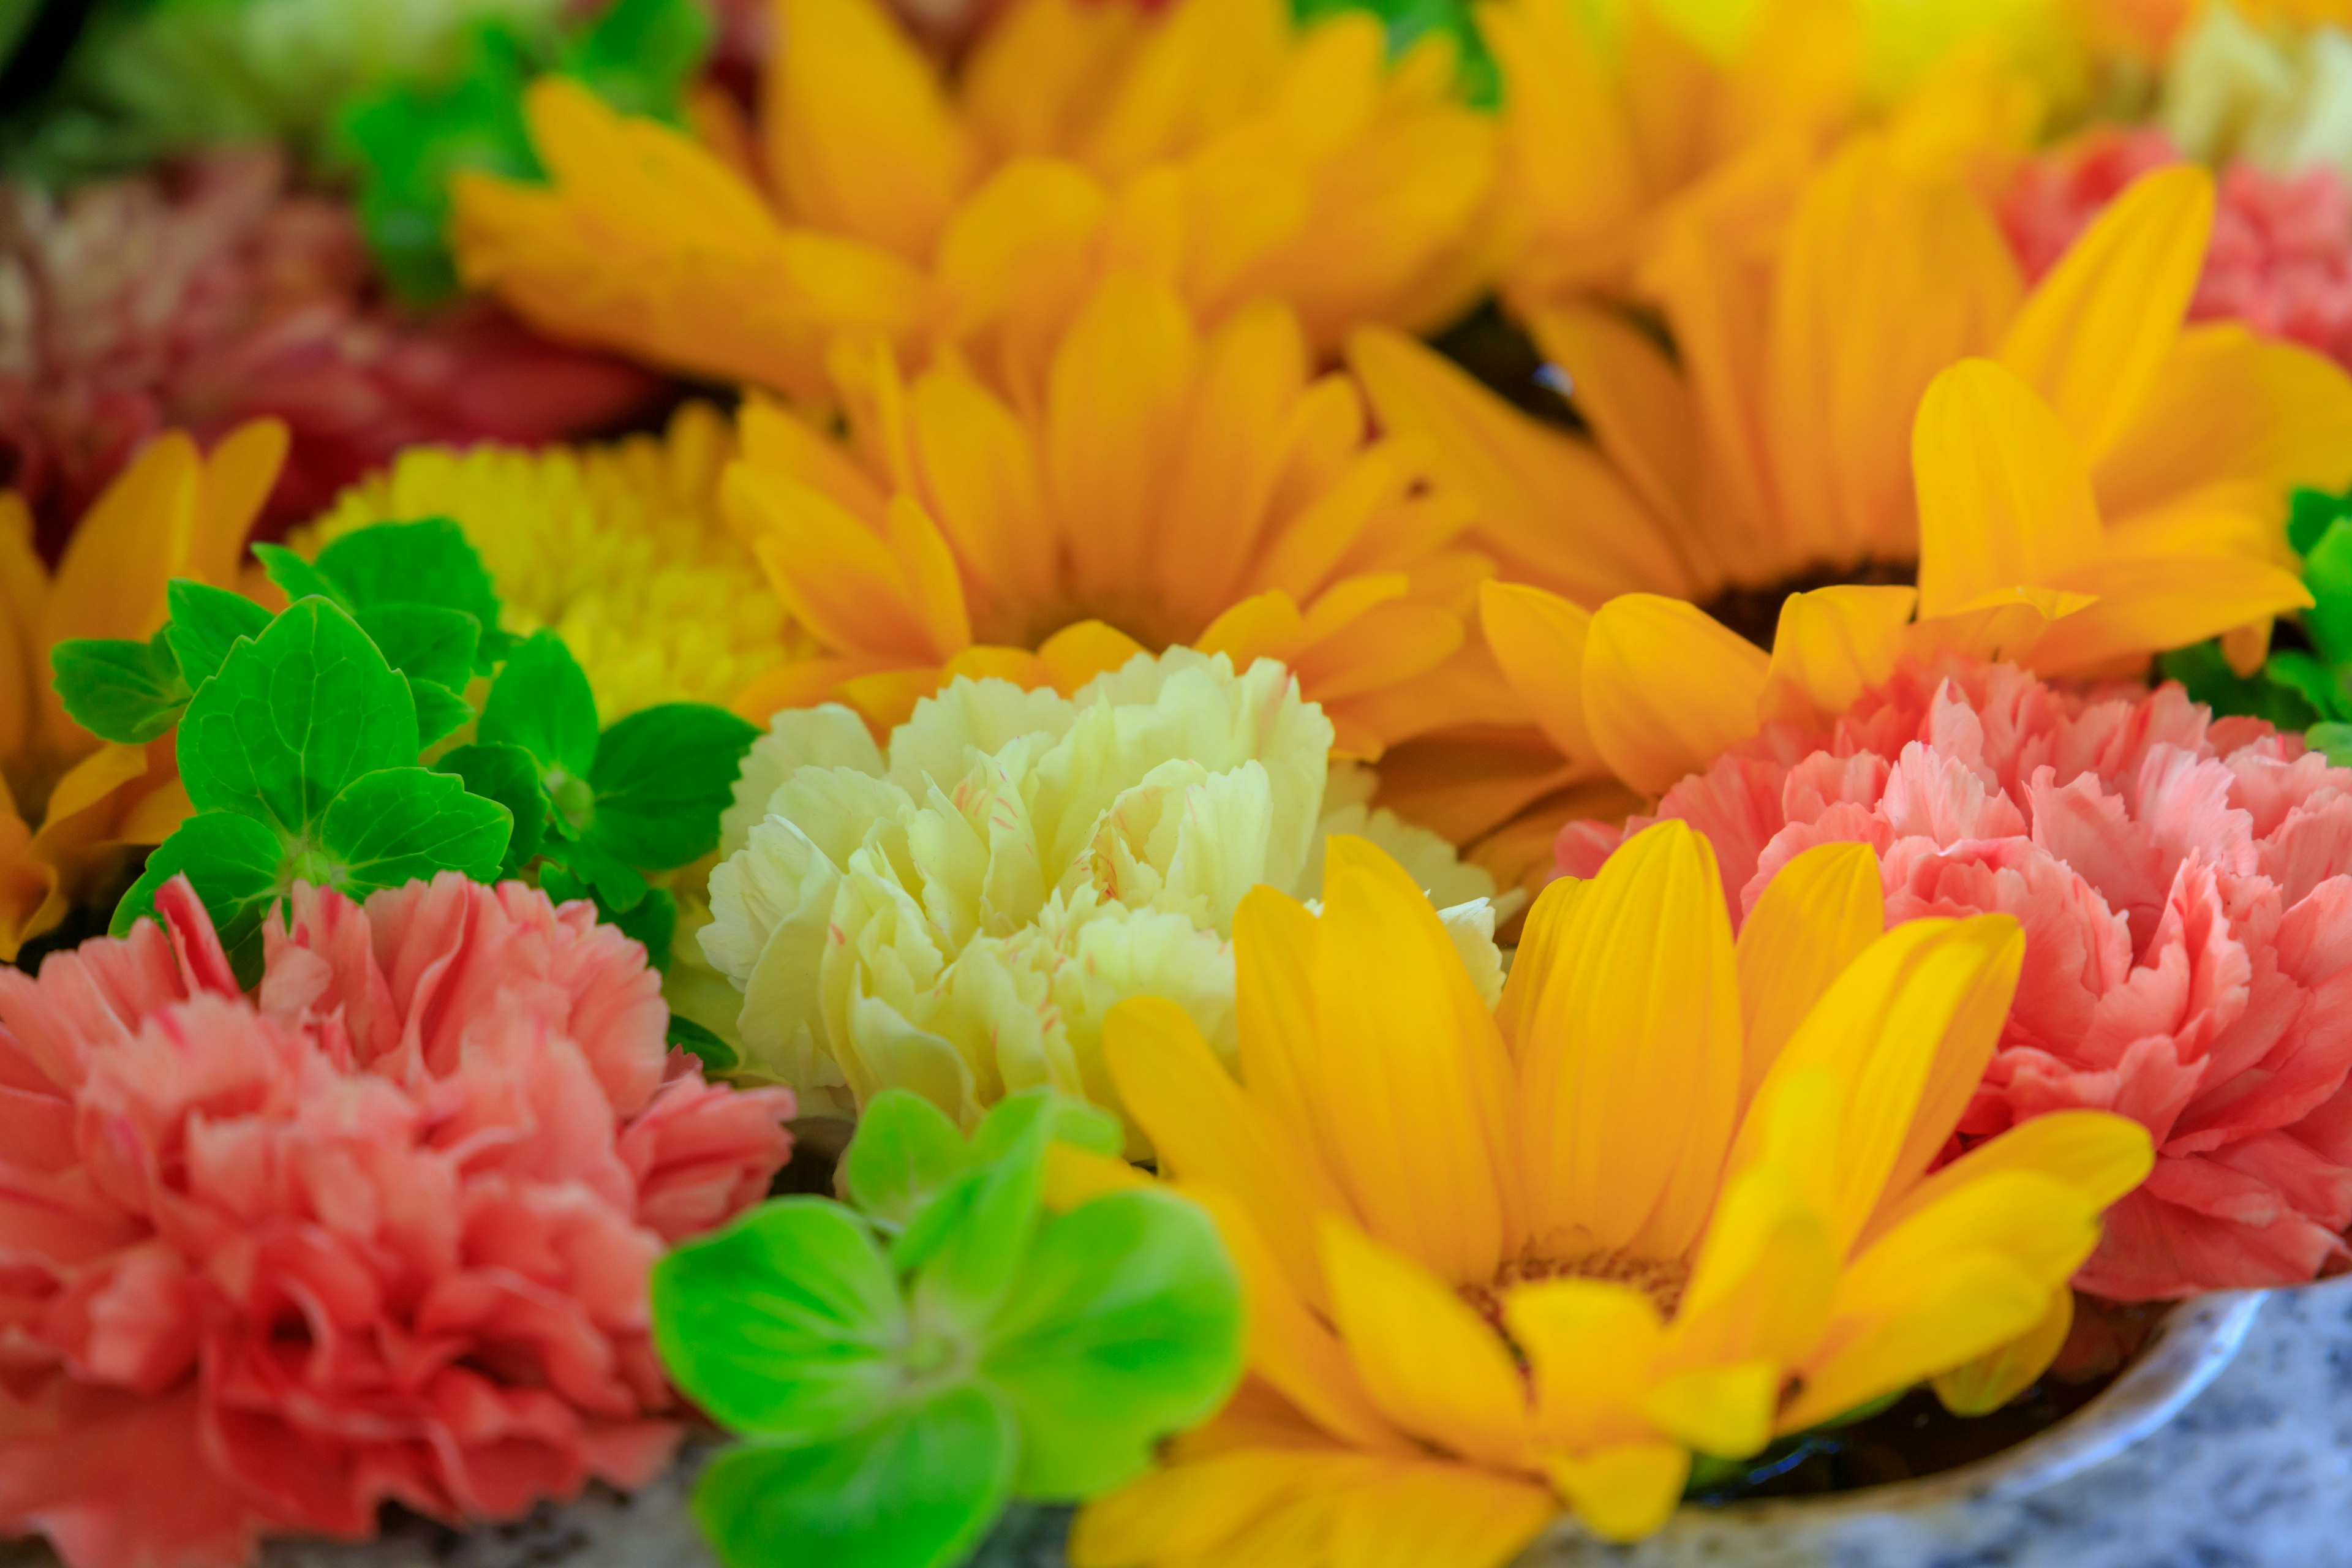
[699,651,1508,1142]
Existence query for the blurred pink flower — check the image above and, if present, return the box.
[0,149,666,556]
[2002,126,2352,371]
[1561,658,2352,1302]
[0,874,793,1568]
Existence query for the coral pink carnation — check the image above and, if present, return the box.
[0,874,793,1568]
[1560,657,2352,1302]
[2001,126,2352,371]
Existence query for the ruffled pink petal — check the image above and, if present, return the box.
[619,1067,794,1243]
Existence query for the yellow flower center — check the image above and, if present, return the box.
[1704,559,1920,650]
[1460,1245,1693,1332]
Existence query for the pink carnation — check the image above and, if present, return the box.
[0,874,793,1568]
[2001,126,2352,371]
[1561,658,2352,1302]
[0,149,666,554]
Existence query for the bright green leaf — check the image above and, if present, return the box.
[2264,650,2350,724]
[564,835,652,911]
[318,767,511,895]
[357,603,479,690]
[973,1090,1123,1164]
[2158,641,2317,729]
[2290,485,2351,557]
[176,600,420,835]
[251,545,351,610]
[410,679,477,748]
[903,1113,1050,1330]
[653,1198,909,1441]
[314,519,508,665]
[165,580,270,688]
[333,25,543,305]
[434,741,547,877]
[668,1013,738,1073]
[842,1091,974,1229]
[561,0,714,119]
[608,883,677,969]
[111,810,287,984]
[587,702,760,870]
[978,1188,1244,1499]
[692,1388,1016,1568]
[480,629,600,781]
[2311,722,2352,767]
[51,631,187,744]
[2303,517,2352,669]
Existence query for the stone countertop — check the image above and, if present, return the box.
[9,1278,2352,1568]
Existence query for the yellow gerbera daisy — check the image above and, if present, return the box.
[1483,0,2061,307]
[302,404,805,721]
[1,423,281,958]
[450,0,1496,405]
[1481,345,2329,795]
[1359,145,2352,837]
[1077,824,2152,1561]
[720,271,1491,756]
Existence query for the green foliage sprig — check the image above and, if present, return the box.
[2162,483,2352,764]
[336,0,714,302]
[654,1089,1246,1568]
[50,518,756,1014]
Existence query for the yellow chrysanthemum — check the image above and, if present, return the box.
[0,423,281,957]
[1484,0,2061,307]
[450,0,1496,404]
[303,405,805,721]
[720,271,1492,756]
[1359,146,2352,842]
[1076,823,2152,1561]
[698,650,1507,1133]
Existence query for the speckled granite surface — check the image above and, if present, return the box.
[7,1278,2350,1568]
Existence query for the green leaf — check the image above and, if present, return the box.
[692,1389,1016,1568]
[2265,650,2350,724]
[1291,0,1497,107]
[480,629,600,782]
[2303,517,2352,669]
[652,1198,908,1441]
[51,631,187,744]
[333,24,543,306]
[668,1013,739,1074]
[2158,641,2318,729]
[314,519,508,666]
[165,581,271,688]
[434,742,548,877]
[841,1091,974,1229]
[607,884,677,970]
[560,0,714,119]
[357,603,479,691]
[2310,722,2352,767]
[562,835,653,911]
[902,1112,1050,1329]
[2290,484,2352,557]
[978,1188,1245,1499]
[111,810,287,984]
[176,600,420,836]
[410,679,478,748]
[318,767,511,895]
[973,1090,1123,1164]
[586,702,761,870]
[251,545,352,611]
